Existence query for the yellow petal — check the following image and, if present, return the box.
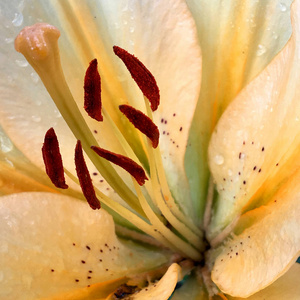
[208,0,300,238]
[0,192,168,299]
[211,167,300,297]
[228,263,300,300]
[185,0,293,221]
[42,277,127,300]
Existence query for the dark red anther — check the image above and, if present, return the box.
[84,59,103,121]
[75,140,101,210]
[113,46,160,111]
[119,105,159,148]
[91,146,148,186]
[42,128,68,189]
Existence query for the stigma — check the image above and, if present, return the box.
[15,23,204,261]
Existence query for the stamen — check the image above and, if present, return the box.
[113,46,160,111]
[119,105,159,148]
[91,146,148,186]
[15,23,142,213]
[75,141,101,210]
[42,128,68,189]
[84,59,103,121]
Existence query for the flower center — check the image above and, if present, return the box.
[15,23,205,261]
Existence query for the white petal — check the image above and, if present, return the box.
[185,0,293,221]
[229,263,300,300]
[211,168,300,297]
[208,0,300,238]
[0,192,168,299]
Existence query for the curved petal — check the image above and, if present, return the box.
[185,0,293,221]
[208,0,300,238]
[127,263,181,300]
[0,1,201,218]
[228,263,300,300]
[211,167,300,297]
[0,192,168,299]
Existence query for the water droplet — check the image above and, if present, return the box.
[214,154,224,165]
[5,158,14,168]
[228,169,233,176]
[5,37,14,44]
[54,109,62,118]
[0,132,13,153]
[15,59,28,67]
[30,72,39,83]
[272,32,279,40]
[31,115,41,122]
[12,12,23,27]
[256,44,267,56]
[279,3,287,12]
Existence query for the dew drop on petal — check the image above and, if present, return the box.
[256,44,267,56]
[15,59,28,68]
[30,72,39,83]
[228,169,233,176]
[4,37,14,44]
[272,32,279,40]
[31,115,41,123]
[214,154,224,165]
[54,109,62,118]
[0,132,13,153]
[279,3,287,12]
[5,158,14,168]
[12,12,23,27]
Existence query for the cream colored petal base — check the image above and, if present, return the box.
[0,192,168,299]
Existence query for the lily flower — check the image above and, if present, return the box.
[0,0,300,299]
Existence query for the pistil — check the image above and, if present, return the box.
[15,23,142,215]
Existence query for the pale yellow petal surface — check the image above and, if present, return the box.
[211,167,300,297]
[42,278,127,300]
[208,0,300,238]
[229,263,300,300]
[185,0,293,221]
[0,192,168,300]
